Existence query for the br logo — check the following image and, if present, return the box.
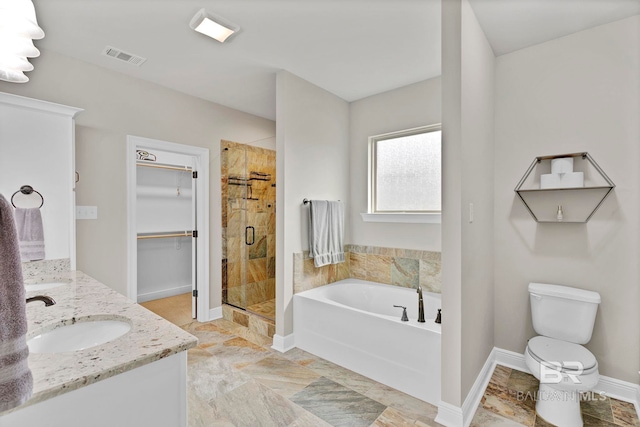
[539,361,584,384]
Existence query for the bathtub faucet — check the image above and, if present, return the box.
[417,287,426,323]
[393,305,409,322]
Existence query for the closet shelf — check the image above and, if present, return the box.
[137,230,194,239]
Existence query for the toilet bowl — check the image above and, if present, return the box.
[525,283,601,427]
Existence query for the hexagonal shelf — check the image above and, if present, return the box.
[514,152,615,223]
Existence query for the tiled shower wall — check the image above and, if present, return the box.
[293,245,441,294]
[221,140,276,318]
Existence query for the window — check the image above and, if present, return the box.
[365,125,441,222]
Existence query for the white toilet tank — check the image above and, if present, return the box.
[529,283,601,344]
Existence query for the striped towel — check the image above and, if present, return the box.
[0,194,33,412]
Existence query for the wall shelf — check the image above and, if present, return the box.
[514,152,615,223]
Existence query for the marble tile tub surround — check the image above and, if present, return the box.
[294,244,441,294]
[14,270,197,412]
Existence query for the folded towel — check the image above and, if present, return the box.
[13,208,44,262]
[308,200,345,268]
[0,194,33,412]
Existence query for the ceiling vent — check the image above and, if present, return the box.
[102,46,146,66]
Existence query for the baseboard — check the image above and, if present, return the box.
[271,333,295,353]
[494,347,640,414]
[436,347,640,427]
[435,400,464,427]
[208,306,222,321]
[137,285,192,303]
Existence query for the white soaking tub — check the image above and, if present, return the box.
[293,278,441,405]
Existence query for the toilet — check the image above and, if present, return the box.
[524,282,601,427]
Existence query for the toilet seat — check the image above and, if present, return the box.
[527,336,598,374]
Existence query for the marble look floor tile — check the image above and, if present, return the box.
[187,346,214,365]
[306,358,380,394]
[188,389,234,427]
[471,407,526,427]
[188,352,253,402]
[212,318,274,348]
[239,354,321,398]
[182,321,235,349]
[507,370,539,395]
[280,348,324,367]
[372,407,434,426]
[491,365,513,388]
[481,381,536,427]
[208,380,306,427]
[291,377,387,427]
[611,399,640,426]
[364,383,440,425]
[286,410,334,427]
[204,336,271,369]
[533,414,555,426]
[581,396,614,423]
[583,413,619,426]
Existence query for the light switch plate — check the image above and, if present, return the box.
[76,206,98,220]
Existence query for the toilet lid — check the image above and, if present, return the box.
[527,336,597,371]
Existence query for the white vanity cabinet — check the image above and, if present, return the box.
[0,92,82,266]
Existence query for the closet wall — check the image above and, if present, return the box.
[136,151,195,303]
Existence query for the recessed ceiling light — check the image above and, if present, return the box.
[189,9,240,43]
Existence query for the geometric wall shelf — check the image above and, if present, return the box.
[515,152,615,223]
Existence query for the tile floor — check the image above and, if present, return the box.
[473,365,640,427]
[246,298,276,319]
[143,300,640,427]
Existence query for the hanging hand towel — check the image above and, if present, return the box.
[13,208,44,262]
[308,200,345,268]
[0,194,33,412]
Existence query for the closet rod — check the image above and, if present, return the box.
[137,231,193,240]
[136,162,193,172]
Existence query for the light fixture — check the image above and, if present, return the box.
[0,0,44,83]
[189,8,240,43]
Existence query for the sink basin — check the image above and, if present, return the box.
[24,281,68,292]
[28,319,131,353]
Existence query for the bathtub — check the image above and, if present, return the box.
[293,278,441,405]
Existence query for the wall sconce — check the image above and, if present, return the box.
[0,0,44,83]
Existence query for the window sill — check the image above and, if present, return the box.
[360,212,441,224]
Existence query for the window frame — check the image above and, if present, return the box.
[368,124,442,216]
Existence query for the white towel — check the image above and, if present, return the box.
[308,200,345,268]
[13,208,45,262]
[0,194,33,411]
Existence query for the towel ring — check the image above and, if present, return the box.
[11,185,44,208]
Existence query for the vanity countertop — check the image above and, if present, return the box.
[19,271,197,411]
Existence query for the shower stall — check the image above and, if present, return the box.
[221,140,276,321]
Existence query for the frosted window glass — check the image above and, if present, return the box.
[375,130,441,212]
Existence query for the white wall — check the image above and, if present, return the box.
[349,78,442,251]
[0,94,80,263]
[275,71,350,338]
[493,15,640,383]
[441,0,495,406]
[0,49,276,311]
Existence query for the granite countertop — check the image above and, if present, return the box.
[18,271,197,411]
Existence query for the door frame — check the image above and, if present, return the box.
[126,135,210,322]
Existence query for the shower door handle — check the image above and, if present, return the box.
[245,226,255,246]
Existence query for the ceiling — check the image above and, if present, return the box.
[31,0,639,121]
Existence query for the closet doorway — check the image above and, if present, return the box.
[127,136,209,323]
[221,140,276,321]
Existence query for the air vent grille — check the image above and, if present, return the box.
[102,46,147,66]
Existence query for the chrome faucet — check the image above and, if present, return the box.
[26,295,56,306]
[417,287,425,323]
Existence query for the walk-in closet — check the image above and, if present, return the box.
[127,136,209,323]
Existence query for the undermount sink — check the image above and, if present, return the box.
[24,281,68,292]
[28,318,131,354]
